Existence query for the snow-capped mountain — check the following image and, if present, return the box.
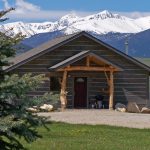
[1,10,150,38]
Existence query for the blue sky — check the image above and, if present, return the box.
[0,0,150,22]
[27,0,150,12]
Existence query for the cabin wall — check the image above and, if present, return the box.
[12,36,149,107]
[66,72,109,108]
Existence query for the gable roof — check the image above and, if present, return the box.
[4,31,150,73]
[4,32,80,72]
[49,50,123,71]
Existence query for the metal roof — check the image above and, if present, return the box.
[4,32,79,72]
[49,51,89,70]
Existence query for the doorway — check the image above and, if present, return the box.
[74,77,87,108]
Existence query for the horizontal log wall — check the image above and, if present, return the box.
[13,36,149,107]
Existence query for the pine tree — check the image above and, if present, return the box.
[0,8,48,150]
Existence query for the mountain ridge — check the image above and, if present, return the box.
[1,10,150,38]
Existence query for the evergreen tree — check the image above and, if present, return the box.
[0,8,48,150]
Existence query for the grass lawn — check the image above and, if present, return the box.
[136,58,150,66]
[22,122,150,150]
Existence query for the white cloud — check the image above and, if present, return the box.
[2,0,93,21]
[117,11,150,19]
[2,0,73,21]
[15,0,40,13]
[1,0,150,22]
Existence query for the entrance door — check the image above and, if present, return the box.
[74,77,87,108]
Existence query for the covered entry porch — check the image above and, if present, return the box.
[49,51,122,110]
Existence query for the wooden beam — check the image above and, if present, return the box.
[86,56,90,67]
[109,70,114,110]
[67,65,71,68]
[60,70,67,111]
[90,56,105,66]
[58,66,118,72]
[104,70,110,86]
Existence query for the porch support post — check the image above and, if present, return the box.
[109,70,114,110]
[86,56,90,67]
[60,70,67,111]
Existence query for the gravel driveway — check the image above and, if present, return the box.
[38,109,150,129]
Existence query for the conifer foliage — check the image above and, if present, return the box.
[0,8,47,150]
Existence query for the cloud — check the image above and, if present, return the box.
[2,0,74,21]
[15,0,40,13]
[2,0,93,21]
[8,9,93,22]
[118,11,150,19]
[1,0,150,22]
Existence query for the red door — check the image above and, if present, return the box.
[74,77,87,108]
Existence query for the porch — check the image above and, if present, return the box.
[48,51,123,110]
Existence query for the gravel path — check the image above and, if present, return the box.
[38,109,150,129]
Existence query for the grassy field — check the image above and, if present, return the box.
[136,58,150,66]
[22,122,150,150]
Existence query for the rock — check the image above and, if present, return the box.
[33,106,38,109]
[115,103,127,112]
[26,107,39,113]
[115,107,127,112]
[141,107,150,114]
[40,104,54,112]
[115,103,126,109]
[127,102,140,113]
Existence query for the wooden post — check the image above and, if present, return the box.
[109,70,114,110]
[60,70,67,111]
[104,70,110,86]
[86,56,90,67]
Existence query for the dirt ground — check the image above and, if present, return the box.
[38,109,150,129]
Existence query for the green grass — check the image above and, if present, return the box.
[136,58,150,66]
[22,122,150,150]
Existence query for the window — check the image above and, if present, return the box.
[76,78,85,83]
[50,77,61,92]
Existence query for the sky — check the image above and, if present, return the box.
[0,0,150,22]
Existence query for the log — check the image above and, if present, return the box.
[60,70,67,111]
[86,56,90,67]
[58,66,118,72]
[104,70,110,86]
[90,56,105,66]
[109,70,114,110]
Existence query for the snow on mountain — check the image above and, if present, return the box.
[84,10,125,20]
[58,13,79,28]
[135,16,150,30]
[0,21,58,37]
[0,10,150,37]
[63,10,146,34]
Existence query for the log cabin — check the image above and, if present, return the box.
[4,31,150,110]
